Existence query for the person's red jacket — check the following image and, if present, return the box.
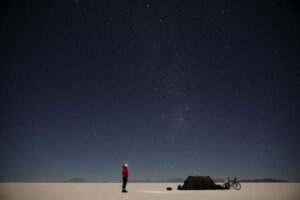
[122,164,128,178]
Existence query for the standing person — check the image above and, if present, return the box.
[122,164,128,193]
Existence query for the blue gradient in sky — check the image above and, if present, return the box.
[0,0,299,182]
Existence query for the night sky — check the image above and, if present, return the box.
[0,0,299,182]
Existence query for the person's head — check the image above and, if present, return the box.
[123,163,128,167]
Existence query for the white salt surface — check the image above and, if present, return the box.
[0,183,299,200]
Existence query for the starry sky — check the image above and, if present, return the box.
[0,0,299,182]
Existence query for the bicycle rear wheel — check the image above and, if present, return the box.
[233,182,241,190]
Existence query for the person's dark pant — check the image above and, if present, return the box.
[122,177,128,190]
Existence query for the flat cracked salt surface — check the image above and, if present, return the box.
[0,183,299,200]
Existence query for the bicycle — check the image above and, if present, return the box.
[228,177,241,190]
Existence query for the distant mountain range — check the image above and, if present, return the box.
[62,177,294,183]
[1,177,296,183]
[64,178,88,183]
[135,178,289,183]
[130,178,185,183]
[238,178,288,183]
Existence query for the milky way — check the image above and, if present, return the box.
[0,0,299,182]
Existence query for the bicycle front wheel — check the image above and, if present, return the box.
[233,182,241,190]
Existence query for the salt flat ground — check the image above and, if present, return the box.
[0,183,299,200]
